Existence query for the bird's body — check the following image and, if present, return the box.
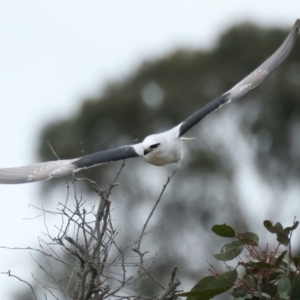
[141,125,183,166]
[0,19,299,184]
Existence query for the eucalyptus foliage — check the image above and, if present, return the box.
[178,220,300,300]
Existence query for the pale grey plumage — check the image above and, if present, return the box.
[228,19,299,101]
[0,160,77,184]
[0,19,299,184]
[179,19,300,137]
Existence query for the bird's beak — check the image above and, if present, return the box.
[144,148,152,156]
[181,137,196,142]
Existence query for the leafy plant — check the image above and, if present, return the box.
[178,220,300,300]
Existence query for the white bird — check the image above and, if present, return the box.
[1,19,299,184]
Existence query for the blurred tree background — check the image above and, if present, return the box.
[14,22,300,299]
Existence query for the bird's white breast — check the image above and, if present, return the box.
[143,131,183,166]
[144,148,182,166]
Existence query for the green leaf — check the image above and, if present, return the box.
[283,221,299,236]
[231,286,248,298]
[269,272,283,282]
[211,224,236,237]
[243,274,255,288]
[281,254,297,272]
[213,241,244,261]
[238,232,259,246]
[275,251,287,268]
[263,220,290,246]
[265,221,299,247]
[261,292,271,299]
[291,273,300,299]
[225,265,235,272]
[261,283,277,298]
[264,220,277,233]
[178,270,237,300]
[277,235,290,246]
[277,275,291,299]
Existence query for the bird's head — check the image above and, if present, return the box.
[141,133,182,166]
[142,135,162,156]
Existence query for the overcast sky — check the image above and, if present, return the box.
[0,1,299,298]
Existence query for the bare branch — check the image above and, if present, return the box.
[2,160,181,299]
[157,266,181,300]
[0,270,38,300]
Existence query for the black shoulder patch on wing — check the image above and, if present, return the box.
[179,93,229,137]
[73,146,140,169]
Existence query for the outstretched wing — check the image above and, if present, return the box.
[178,19,300,137]
[72,144,142,169]
[0,160,77,184]
[0,144,142,184]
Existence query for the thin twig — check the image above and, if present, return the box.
[134,166,180,300]
[136,166,180,249]
[0,271,38,300]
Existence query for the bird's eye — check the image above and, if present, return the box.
[149,143,160,149]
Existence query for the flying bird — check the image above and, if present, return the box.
[1,19,299,184]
